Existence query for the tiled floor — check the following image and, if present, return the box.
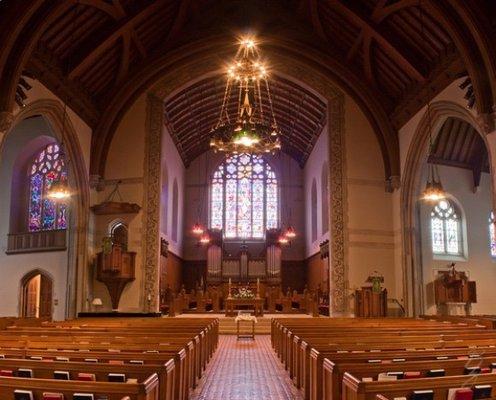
[191,335,303,400]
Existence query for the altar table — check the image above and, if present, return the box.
[225,297,264,316]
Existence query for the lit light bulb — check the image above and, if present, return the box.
[278,236,289,245]
[192,223,204,235]
[285,226,296,238]
[200,234,210,245]
[47,180,71,200]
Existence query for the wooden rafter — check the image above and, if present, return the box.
[362,32,374,85]
[77,0,123,19]
[165,0,193,43]
[116,31,131,83]
[308,0,327,41]
[371,0,418,23]
[327,0,425,82]
[68,0,166,79]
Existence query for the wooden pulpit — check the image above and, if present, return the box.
[355,286,387,317]
[96,243,136,310]
[434,268,476,311]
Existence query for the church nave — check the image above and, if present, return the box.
[191,335,303,400]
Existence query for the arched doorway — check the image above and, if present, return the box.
[20,270,53,318]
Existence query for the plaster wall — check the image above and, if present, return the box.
[97,94,147,312]
[304,124,329,257]
[344,96,397,309]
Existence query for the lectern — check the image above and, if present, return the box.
[434,267,476,315]
[355,286,387,317]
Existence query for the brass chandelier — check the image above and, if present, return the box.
[209,38,282,155]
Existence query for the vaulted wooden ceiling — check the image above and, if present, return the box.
[428,117,489,188]
[2,0,495,179]
[164,75,327,167]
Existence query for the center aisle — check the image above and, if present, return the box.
[190,335,303,400]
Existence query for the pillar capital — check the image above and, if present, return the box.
[385,175,401,193]
[89,174,105,191]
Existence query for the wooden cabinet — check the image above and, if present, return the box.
[355,286,387,317]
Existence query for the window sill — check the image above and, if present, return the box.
[433,254,467,262]
[6,230,67,254]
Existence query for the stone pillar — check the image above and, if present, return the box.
[0,111,13,145]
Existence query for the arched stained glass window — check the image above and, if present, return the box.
[210,153,278,239]
[28,143,67,232]
[489,211,496,257]
[430,199,462,256]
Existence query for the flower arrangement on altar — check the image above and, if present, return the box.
[233,287,255,299]
[366,271,384,293]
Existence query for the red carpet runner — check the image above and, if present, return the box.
[191,335,303,400]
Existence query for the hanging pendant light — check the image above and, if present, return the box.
[192,222,205,235]
[47,178,71,200]
[209,36,282,155]
[199,234,211,245]
[47,143,71,201]
[47,4,79,203]
[422,163,446,202]
[284,225,296,239]
[418,0,446,202]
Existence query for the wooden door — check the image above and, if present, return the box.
[24,276,39,318]
[39,274,52,318]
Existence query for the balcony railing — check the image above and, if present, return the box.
[6,229,67,254]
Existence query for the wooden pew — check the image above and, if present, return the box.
[323,353,496,400]
[271,317,496,400]
[343,372,496,400]
[0,357,175,400]
[0,317,218,400]
[0,373,159,400]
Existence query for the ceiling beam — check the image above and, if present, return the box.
[327,0,425,82]
[116,31,131,83]
[308,0,327,41]
[27,47,100,127]
[78,0,124,19]
[165,0,193,43]
[371,0,418,23]
[362,32,375,85]
[68,0,166,79]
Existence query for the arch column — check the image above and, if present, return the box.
[477,112,496,213]
[0,111,14,135]
[4,99,90,318]
[142,95,163,312]
[401,101,492,316]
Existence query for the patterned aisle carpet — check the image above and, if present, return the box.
[190,335,304,400]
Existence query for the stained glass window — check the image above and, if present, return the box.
[28,143,67,232]
[430,199,462,256]
[210,153,278,239]
[489,212,496,257]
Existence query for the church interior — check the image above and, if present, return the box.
[1,1,496,399]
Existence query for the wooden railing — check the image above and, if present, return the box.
[6,229,66,254]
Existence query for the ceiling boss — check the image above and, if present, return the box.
[209,37,282,155]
